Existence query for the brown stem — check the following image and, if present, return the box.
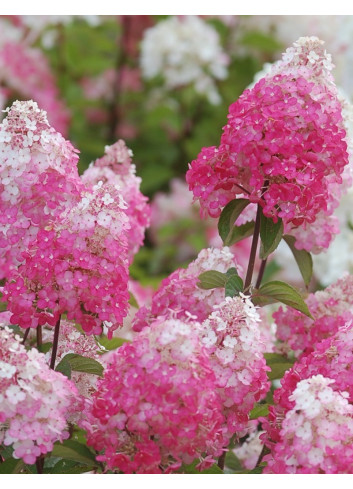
[35,457,43,474]
[255,258,268,290]
[217,450,226,470]
[36,325,42,349]
[21,328,30,345]
[244,205,262,291]
[50,316,61,370]
[254,444,270,470]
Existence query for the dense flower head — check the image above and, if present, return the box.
[0,100,83,279]
[4,182,130,337]
[0,326,79,465]
[132,247,241,332]
[186,37,350,234]
[200,295,270,435]
[82,140,150,260]
[262,375,353,473]
[140,15,229,104]
[81,317,227,473]
[274,273,353,356]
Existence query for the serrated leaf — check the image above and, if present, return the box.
[283,235,313,287]
[218,199,250,245]
[259,214,283,259]
[224,221,255,246]
[225,274,244,298]
[197,270,227,290]
[96,335,130,352]
[249,403,270,420]
[51,440,97,466]
[252,281,313,319]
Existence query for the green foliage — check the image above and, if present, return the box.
[264,353,295,381]
[96,335,130,353]
[55,353,104,378]
[197,270,228,289]
[179,460,223,474]
[50,440,97,466]
[37,342,53,354]
[249,403,270,420]
[252,280,313,319]
[218,199,250,245]
[283,235,313,287]
[259,214,283,259]
[225,274,244,298]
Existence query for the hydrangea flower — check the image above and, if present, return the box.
[274,273,353,356]
[186,37,350,239]
[4,182,130,337]
[81,317,227,473]
[200,295,270,435]
[132,247,241,332]
[262,375,353,473]
[0,326,79,465]
[0,100,83,280]
[82,140,150,261]
[140,15,229,104]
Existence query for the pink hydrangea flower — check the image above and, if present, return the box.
[4,182,130,337]
[0,100,83,280]
[0,326,79,465]
[186,37,350,243]
[82,140,150,261]
[274,273,353,356]
[81,317,227,473]
[132,247,241,332]
[200,295,270,435]
[262,375,353,473]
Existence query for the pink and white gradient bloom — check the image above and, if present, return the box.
[0,100,83,280]
[274,273,353,357]
[200,295,270,435]
[4,182,131,337]
[132,246,242,332]
[0,326,79,465]
[81,316,228,473]
[82,140,150,261]
[262,375,353,474]
[186,37,351,253]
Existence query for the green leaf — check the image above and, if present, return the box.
[264,353,295,381]
[197,270,227,290]
[0,457,24,474]
[55,359,72,379]
[226,267,240,277]
[63,353,103,377]
[129,292,139,309]
[46,459,95,474]
[225,221,255,246]
[283,235,313,287]
[259,214,283,259]
[252,281,313,319]
[218,199,250,245]
[249,403,270,420]
[96,336,130,352]
[225,452,244,473]
[225,274,244,298]
[38,342,53,354]
[51,440,97,466]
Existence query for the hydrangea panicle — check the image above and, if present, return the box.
[132,247,241,332]
[0,326,79,465]
[81,316,227,473]
[82,140,150,260]
[186,37,351,252]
